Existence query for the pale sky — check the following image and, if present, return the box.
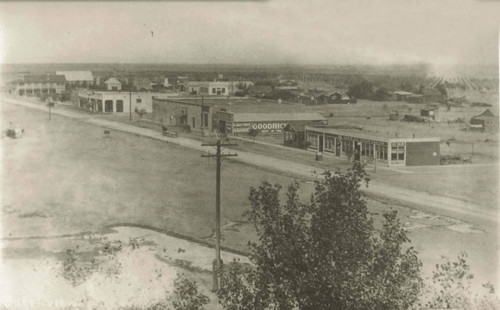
[0,0,498,69]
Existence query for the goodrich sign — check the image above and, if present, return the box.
[233,121,288,133]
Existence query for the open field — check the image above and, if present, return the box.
[1,101,498,298]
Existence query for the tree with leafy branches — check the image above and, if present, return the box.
[217,162,423,310]
[420,252,499,310]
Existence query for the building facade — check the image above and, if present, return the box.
[78,91,168,114]
[152,98,214,131]
[12,74,66,95]
[305,127,440,166]
[208,81,230,96]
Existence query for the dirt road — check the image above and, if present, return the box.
[3,97,496,226]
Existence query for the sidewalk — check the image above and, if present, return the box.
[2,97,496,225]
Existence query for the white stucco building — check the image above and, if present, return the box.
[77,91,170,114]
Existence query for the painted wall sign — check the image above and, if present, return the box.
[232,121,288,133]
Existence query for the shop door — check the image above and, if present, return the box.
[105,100,113,113]
[318,135,324,152]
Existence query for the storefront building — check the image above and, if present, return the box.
[305,127,440,166]
[78,91,168,114]
[152,98,214,131]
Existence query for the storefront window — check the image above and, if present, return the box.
[325,137,335,151]
[391,143,405,162]
[375,144,387,160]
[307,133,318,148]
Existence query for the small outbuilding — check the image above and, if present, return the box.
[104,78,122,91]
[470,109,498,132]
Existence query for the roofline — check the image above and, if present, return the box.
[305,126,440,142]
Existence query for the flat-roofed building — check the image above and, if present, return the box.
[305,127,440,166]
[152,97,326,134]
[78,90,169,114]
[152,97,214,131]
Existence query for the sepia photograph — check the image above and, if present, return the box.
[0,0,498,309]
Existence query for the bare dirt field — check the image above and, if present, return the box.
[1,101,498,305]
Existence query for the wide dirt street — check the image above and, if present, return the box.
[1,99,498,301]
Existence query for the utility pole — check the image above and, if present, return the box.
[129,90,132,121]
[201,96,204,137]
[201,139,238,292]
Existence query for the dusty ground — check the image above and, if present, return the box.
[1,101,498,307]
[0,225,244,309]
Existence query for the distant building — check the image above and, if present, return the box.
[11,74,66,95]
[422,88,445,103]
[208,81,230,96]
[407,94,425,103]
[392,90,414,101]
[317,92,352,104]
[305,127,440,166]
[470,109,498,132]
[133,77,154,91]
[104,78,122,91]
[248,85,273,98]
[56,71,94,86]
[185,81,210,95]
[276,80,298,90]
[298,94,318,105]
[263,89,298,101]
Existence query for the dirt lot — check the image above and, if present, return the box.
[1,102,498,305]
